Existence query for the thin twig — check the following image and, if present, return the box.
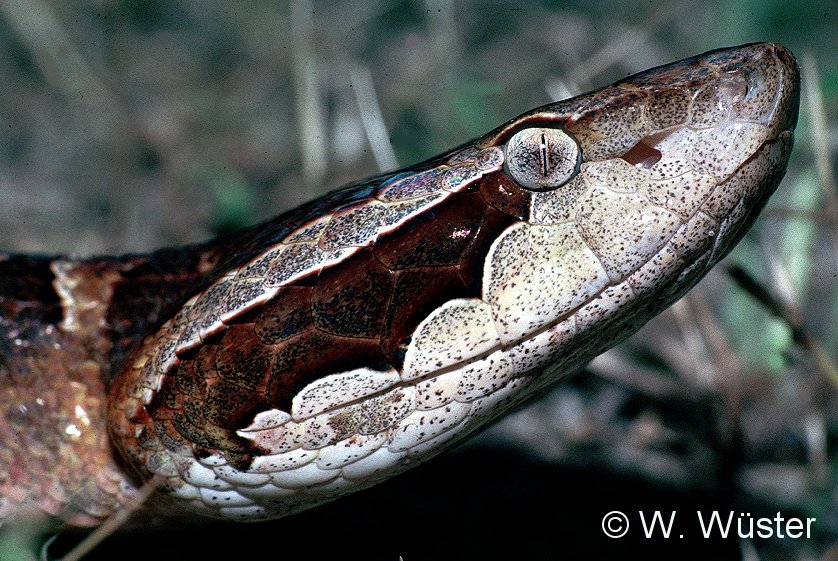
[726,264,838,387]
[669,298,716,388]
[291,0,328,192]
[350,65,399,173]
[55,477,163,561]
[0,0,123,142]
[686,291,743,431]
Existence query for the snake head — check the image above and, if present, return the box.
[106,43,799,523]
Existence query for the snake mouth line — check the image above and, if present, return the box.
[259,89,798,430]
[291,112,794,427]
[230,45,802,433]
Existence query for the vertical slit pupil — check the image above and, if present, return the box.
[540,133,548,177]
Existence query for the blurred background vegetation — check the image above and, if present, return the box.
[0,0,835,560]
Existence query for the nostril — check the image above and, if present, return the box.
[620,140,662,168]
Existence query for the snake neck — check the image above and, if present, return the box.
[0,245,224,525]
[0,175,413,525]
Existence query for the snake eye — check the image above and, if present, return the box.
[504,127,581,191]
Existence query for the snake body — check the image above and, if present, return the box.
[0,43,799,526]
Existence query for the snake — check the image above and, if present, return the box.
[0,42,799,527]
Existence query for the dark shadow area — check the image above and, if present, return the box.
[50,445,742,561]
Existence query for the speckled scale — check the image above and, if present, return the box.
[566,88,651,161]
[373,190,493,270]
[311,249,394,337]
[645,88,691,129]
[252,286,314,345]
